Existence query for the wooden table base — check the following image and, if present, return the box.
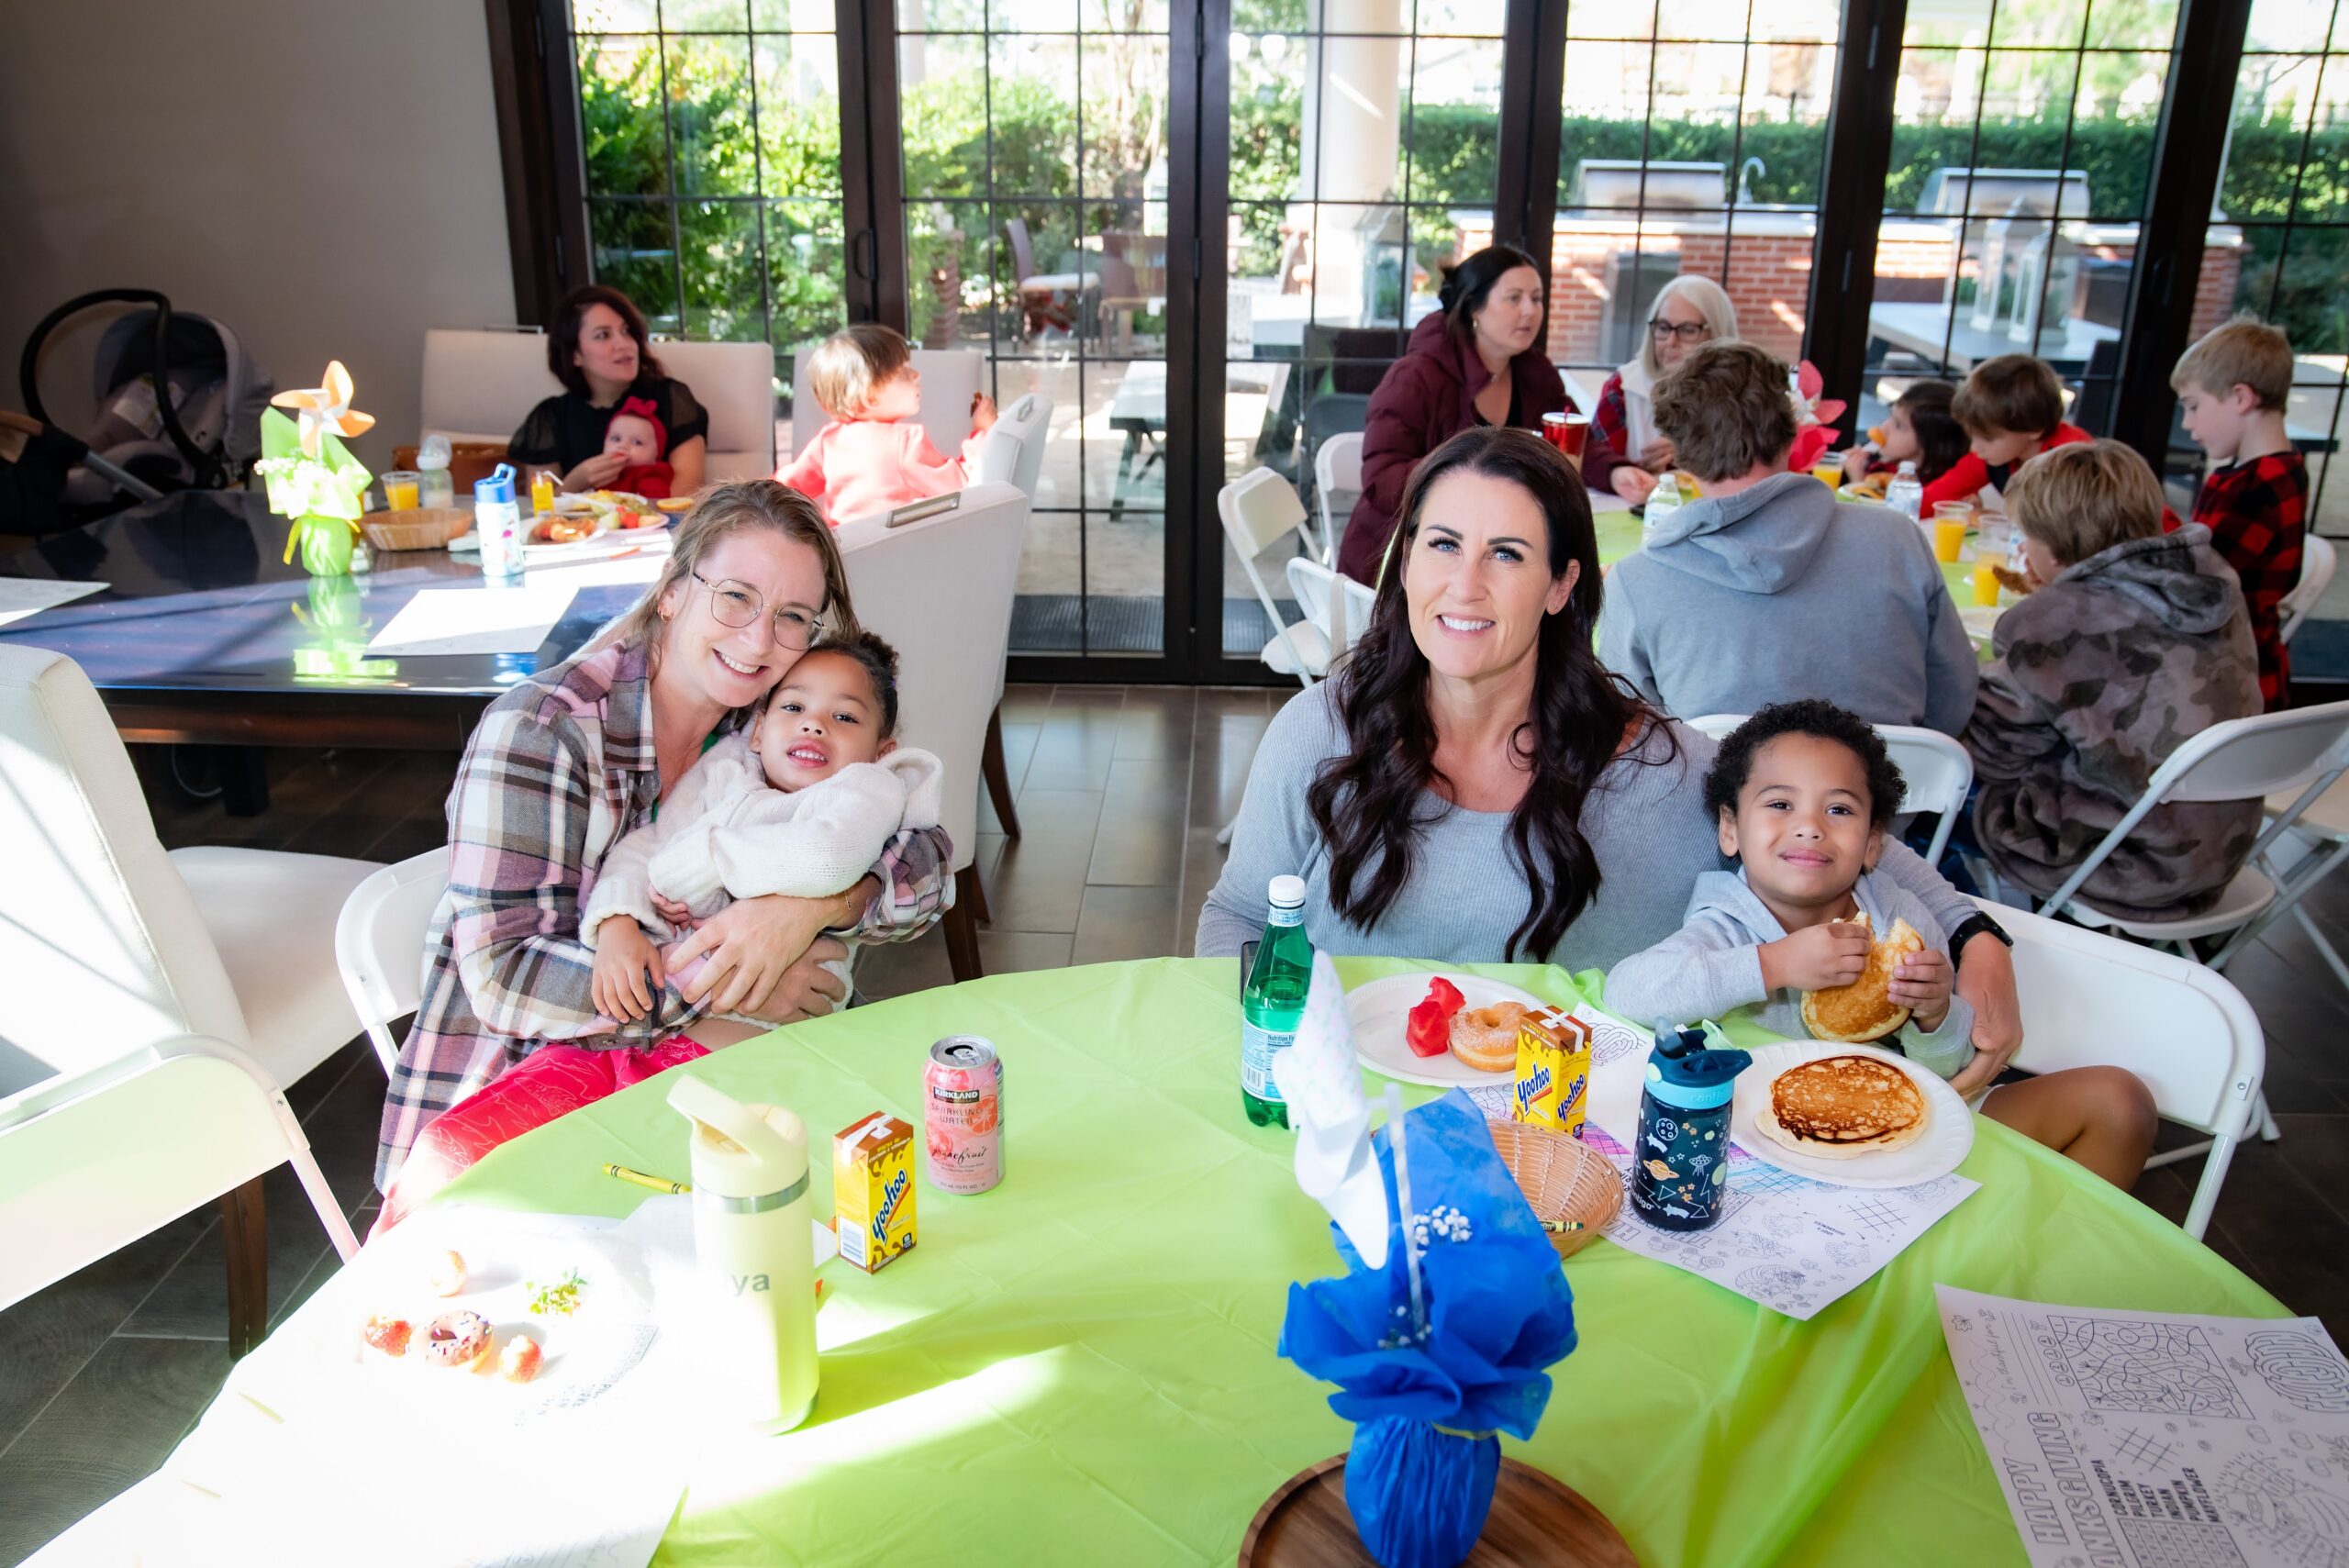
[1240,1454,1639,1567]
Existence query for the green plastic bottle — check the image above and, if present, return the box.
[1242,874,1313,1129]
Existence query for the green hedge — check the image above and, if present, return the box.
[582,47,2349,362]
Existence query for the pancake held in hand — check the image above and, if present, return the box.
[1755,1052,1929,1160]
[1799,912,1923,1043]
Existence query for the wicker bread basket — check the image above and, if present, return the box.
[1486,1118,1623,1259]
[361,506,470,552]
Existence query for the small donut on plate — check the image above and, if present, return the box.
[1450,1002,1530,1073]
[425,1250,468,1297]
[422,1310,494,1371]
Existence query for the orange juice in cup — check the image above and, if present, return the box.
[1932,501,1971,563]
[1972,557,2001,607]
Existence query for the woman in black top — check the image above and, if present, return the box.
[508,286,710,494]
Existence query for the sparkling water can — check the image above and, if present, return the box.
[925,1036,1004,1194]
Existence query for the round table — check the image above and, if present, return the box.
[428,955,2282,1568]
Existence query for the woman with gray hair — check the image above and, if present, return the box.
[1582,273,1738,505]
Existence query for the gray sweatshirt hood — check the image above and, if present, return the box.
[2056,522,2241,638]
[1640,470,1847,595]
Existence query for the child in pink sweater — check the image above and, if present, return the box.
[778,324,996,523]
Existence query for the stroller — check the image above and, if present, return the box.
[2,288,274,536]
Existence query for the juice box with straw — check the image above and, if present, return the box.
[1512,1006,1594,1138]
[833,1113,917,1273]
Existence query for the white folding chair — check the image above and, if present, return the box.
[1684,714,1975,864]
[2208,772,2349,1002]
[789,346,986,463]
[2280,533,2336,648]
[835,482,1031,981]
[0,648,369,1351]
[1219,468,1329,688]
[335,849,450,1076]
[1989,896,2263,1241]
[1339,574,1376,657]
[1314,431,1364,568]
[2038,701,2349,957]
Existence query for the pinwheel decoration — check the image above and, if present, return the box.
[253,361,375,576]
[1787,359,1848,475]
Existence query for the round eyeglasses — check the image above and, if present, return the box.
[692,569,819,651]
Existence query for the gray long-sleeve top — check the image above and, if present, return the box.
[1194,682,1980,974]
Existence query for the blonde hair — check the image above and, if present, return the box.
[2172,315,2294,410]
[2006,439,2165,567]
[805,324,913,419]
[1638,275,1740,380]
[599,481,859,673]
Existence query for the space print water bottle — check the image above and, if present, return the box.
[1628,1021,1751,1233]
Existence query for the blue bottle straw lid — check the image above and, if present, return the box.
[475,462,517,506]
[1644,1021,1751,1111]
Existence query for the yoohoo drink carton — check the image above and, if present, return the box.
[1512,1006,1593,1139]
[833,1113,918,1273]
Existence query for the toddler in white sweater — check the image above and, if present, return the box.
[583,631,942,1018]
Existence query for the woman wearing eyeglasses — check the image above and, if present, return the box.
[374,482,952,1195]
[1336,245,1570,584]
[1582,274,1740,506]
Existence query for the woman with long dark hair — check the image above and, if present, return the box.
[508,284,710,494]
[1199,428,2024,1088]
[1334,245,1569,584]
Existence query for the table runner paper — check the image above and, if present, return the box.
[0,577,102,628]
[367,584,579,656]
[1939,1284,2349,1568]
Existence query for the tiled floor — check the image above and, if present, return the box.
[6,683,2349,1564]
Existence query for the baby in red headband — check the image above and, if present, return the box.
[602,396,674,498]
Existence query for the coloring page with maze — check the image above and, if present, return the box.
[1465,1005,1976,1318]
[1938,1285,2349,1568]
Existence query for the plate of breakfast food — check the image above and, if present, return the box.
[1728,911,1973,1184]
[1345,971,1552,1087]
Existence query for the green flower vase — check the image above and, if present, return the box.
[296,515,356,577]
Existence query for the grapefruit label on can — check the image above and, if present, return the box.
[925,1036,1004,1195]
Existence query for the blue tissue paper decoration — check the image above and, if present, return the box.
[1277,1091,1578,1568]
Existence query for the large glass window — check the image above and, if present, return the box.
[1550,0,1842,415]
[1219,0,1505,657]
[573,0,851,432]
[2186,0,2348,563]
[898,0,1174,661]
[1865,0,2181,438]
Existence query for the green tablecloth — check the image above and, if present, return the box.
[438,957,2279,1566]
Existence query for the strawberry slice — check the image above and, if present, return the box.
[1404,977,1466,1058]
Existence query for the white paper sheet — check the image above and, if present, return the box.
[367,584,579,656]
[1939,1284,2349,1568]
[0,577,102,628]
[1470,1005,1976,1318]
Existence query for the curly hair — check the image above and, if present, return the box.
[1305,425,1675,961]
[1702,701,1907,828]
[802,628,903,739]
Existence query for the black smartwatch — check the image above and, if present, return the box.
[1948,911,2014,956]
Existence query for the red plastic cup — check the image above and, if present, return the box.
[1542,411,1589,461]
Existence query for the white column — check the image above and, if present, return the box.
[1294,0,1404,323]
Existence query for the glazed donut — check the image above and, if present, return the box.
[1450,1002,1529,1073]
[422,1310,494,1370]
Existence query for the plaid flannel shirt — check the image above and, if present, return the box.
[2185,451,2308,709]
[1580,372,1632,495]
[375,639,952,1188]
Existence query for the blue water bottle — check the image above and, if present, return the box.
[1628,1021,1751,1231]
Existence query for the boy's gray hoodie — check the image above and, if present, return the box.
[1602,867,1976,1080]
[1597,472,1979,736]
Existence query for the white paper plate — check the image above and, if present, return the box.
[1959,603,2004,643]
[1731,1040,1973,1188]
[1345,971,1550,1088]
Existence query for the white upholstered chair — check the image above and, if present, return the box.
[968,392,1053,845]
[418,328,777,482]
[833,483,1032,980]
[0,648,373,1352]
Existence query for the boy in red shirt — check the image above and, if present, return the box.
[2171,317,2308,709]
[1922,353,2090,512]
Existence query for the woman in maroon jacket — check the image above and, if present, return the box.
[1335,245,1568,584]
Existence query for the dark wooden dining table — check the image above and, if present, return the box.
[0,488,655,803]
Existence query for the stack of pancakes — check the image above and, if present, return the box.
[1755,1053,1930,1159]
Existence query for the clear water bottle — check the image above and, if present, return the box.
[1242,874,1313,1129]
[1884,460,1922,523]
[475,462,524,584]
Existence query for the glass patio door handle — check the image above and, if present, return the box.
[851,228,879,282]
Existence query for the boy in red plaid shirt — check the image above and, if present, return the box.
[2171,317,2308,709]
